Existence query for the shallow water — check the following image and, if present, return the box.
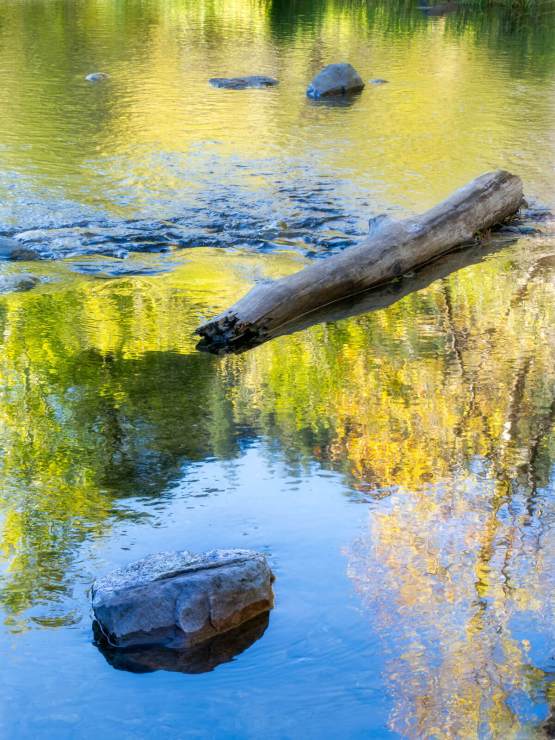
[1,1,555,738]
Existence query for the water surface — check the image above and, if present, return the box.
[1,1,555,738]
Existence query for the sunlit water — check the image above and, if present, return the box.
[1,1,555,738]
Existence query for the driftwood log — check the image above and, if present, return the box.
[196,170,523,353]
[199,240,506,350]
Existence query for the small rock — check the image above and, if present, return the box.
[0,274,40,293]
[92,549,275,649]
[0,236,22,258]
[306,63,365,99]
[9,247,41,261]
[370,79,389,85]
[86,72,109,82]
[209,76,278,90]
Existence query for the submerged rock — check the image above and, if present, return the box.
[93,611,269,674]
[9,247,41,261]
[418,1,458,15]
[92,549,275,649]
[306,63,364,99]
[209,76,278,90]
[0,236,23,258]
[86,72,109,82]
[0,237,40,261]
[0,274,40,293]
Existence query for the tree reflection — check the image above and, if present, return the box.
[0,233,554,733]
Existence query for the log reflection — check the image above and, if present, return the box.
[197,239,510,354]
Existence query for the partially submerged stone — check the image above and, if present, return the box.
[0,237,41,262]
[0,235,21,258]
[92,549,275,649]
[0,274,40,293]
[94,611,269,674]
[86,72,109,82]
[306,63,364,99]
[9,247,41,261]
[209,76,278,90]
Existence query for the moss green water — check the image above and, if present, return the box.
[1,1,555,738]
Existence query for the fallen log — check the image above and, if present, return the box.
[196,170,523,353]
[196,240,508,352]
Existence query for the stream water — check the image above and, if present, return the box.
[1,1,555,738]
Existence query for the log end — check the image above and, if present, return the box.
[196,312,267,354]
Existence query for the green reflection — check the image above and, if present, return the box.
[2,235,554,733]
[0,0,554,734]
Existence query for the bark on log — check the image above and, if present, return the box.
[196,170,523,353]
[203,240,507,349]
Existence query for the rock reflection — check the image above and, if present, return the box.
[93,613,270,674]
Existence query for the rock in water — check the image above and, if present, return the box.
[0,274,40,293]
[86,72,109,82]
[9,247,41,261]
[306,63,365,98]
[209,76,278,90]
[0,236,23,258]
[92,549,275,649]
[0,237,41,261]
[93,612,270,674]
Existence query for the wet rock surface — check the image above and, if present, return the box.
[92,549,275,649]
[8,247,42,261]
[86,72,109,82]
[0,235,22,258]
[307,63,365,98]
[93,611,269,674]
[0,273,40,293]
[209,76,278,90]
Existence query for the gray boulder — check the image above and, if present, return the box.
[307,63,365,99]
[92,549,275,649]
[209,76,278,90]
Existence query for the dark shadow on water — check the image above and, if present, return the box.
[93,612,270,674]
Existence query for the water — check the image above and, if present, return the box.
[0,1,555,737]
